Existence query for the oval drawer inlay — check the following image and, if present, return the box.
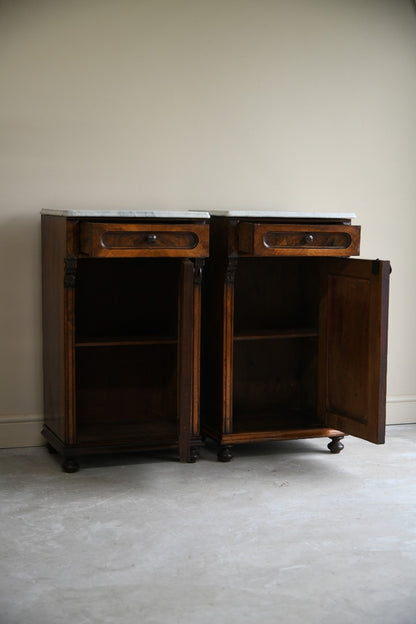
[101,230,199,250]
[80,222,209,257]
[263,231,352,249]
[237,222,360,257]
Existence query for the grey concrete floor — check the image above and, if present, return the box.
[1,425,416,624]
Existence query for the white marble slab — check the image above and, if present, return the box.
[41,209,210,219]
[41,208,355,220]
[206,210,356,219]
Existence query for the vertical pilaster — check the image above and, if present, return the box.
[177,258,195,462]
[222,257,238,434]
[64,255,77,444]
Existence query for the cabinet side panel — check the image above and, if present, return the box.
[42,216,67,441]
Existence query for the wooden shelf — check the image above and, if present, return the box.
[75,335,177,347]
[234,328,318,341]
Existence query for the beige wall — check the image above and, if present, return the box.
[1,0,415,446]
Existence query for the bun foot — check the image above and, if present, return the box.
[62,458,79,473]
[188,448,200,463]
[327,436,344,454]
[218,445,233,462]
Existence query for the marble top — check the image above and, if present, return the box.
[206,210,356,219]
[41,209,210,219]
[41,209,356,220]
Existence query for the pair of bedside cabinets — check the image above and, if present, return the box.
[41,210,390,472]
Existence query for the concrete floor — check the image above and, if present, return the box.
[1,425,415,624]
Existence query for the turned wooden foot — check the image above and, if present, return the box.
[62,458,79,473]
[327,436,344,454]
[218,445,233,462]
[188,448,200,463]
[46,443,57,454]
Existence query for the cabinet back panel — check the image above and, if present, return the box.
[76,345,177,443]
[233,339,317,421]
[234,258,319,333]
[76,259,180,340]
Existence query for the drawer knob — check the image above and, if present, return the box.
[144,233,158,243]
[304,234,314,245]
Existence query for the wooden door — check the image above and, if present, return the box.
[318,258,390,443]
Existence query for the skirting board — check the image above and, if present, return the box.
[0,398,415,448]
[386,396,416,425]
[0,414,44,449]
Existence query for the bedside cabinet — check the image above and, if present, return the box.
[41,210,209,471]
[201,212,390,461]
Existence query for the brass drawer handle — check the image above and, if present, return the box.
[144,233,158,244]
[304,234,314,245]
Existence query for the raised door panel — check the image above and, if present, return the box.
[318,258,390,443]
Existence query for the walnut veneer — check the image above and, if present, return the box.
[42,211,390,469]
[201,215,390,461]
[41,214,209,471]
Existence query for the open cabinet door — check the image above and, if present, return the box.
[318,258,390,444]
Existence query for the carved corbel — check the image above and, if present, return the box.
[225,257,238,285]
[193,258,205,286]
[64,256,78,288]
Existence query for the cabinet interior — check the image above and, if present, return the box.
[232,258,321,432]
[76,258,179,342]
[75,258,180,443]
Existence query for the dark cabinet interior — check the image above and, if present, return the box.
[232,258,319,431]
[74,258,180,445]
[75,258,179,341]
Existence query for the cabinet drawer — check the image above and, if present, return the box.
[80,222,209,257]
[238,223,360,256]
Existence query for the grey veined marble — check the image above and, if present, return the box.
[40,209,211,218]
[40,208,356,220]
[206,209,356,219]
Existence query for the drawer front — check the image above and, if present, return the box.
[80,222,209,257]
[238,223,360,256]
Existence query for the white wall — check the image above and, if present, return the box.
[1,0,415,446]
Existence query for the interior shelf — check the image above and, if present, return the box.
[234,328,318,341]
[76,336,178,347]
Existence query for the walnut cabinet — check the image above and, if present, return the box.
[41,211,209,471]
[42,210,390,469]
[201,214,390,461]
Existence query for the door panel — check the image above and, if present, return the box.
[318,259,390,443]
